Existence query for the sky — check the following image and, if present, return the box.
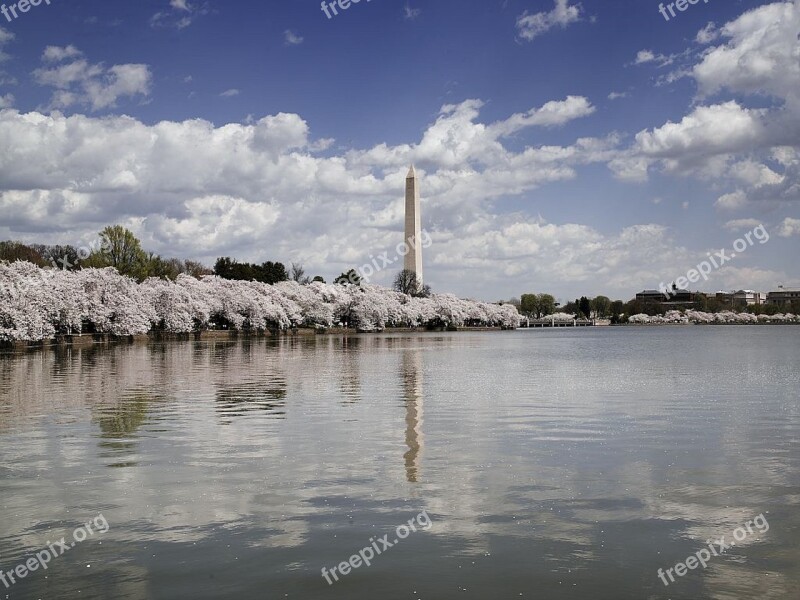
[0,0,798,303]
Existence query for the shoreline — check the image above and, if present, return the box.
[3,322,797,353]
[0,326,511,353]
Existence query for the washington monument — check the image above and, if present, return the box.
[404,165,423,287]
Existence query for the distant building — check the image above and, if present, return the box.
[717,290,767,308]
[731,290,767,308]
[767,286,800,307]
[636,286,694,305]
[715,291,734,306]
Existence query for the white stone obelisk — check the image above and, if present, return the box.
[404,165,423,287]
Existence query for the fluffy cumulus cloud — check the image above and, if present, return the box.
[618,1,800,210]
[516,0,581,41]
[777,217,800,237]
[0,93,714,300]
[4,3,799,301]
[3,93,782,301]
[692,1,800,104]
[32,47,151,111]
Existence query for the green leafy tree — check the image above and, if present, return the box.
[537,294,556,317]
[335,269,362,285]
[578,296,592,319]
[214,257,288,284]
[624,298,666,317]
[591,295,611,318]
[259,261,288,284]
[84,225,147,278]
[693,293,710,312]
[562,299,579,315]
[609,300,625,323]
[144,254,182,280]
[31,244,80,270]
[521,293,556,317]
[520,294,538,316]
[0,241,47,267]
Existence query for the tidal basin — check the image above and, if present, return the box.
[1,327,799,599]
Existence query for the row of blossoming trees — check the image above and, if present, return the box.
[0,262,521,342]
[627,310,798,324]
[530,310,799,325]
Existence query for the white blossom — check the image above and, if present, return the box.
[0,261,522,341]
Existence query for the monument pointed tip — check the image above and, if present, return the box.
[407,164,416,178]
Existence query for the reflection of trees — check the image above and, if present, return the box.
[215,379,287,422]
[93,392,154,467]
[96,396,150,437]
[401,348,424,483]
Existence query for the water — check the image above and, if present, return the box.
[1,327,799,599]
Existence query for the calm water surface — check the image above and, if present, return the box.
[1,327,799,599]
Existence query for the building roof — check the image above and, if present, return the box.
[638,288,690,294]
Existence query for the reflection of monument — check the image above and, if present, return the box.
[404,165,423,288]
[401,348,424,483]
[339,336,361,404]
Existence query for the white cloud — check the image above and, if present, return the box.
[635,50,656,64]
[220,88,240,98]
[692,1,800,104]
[634,102,767,163]
[723,218,763,231]
[695,22,718,44]
[777,217,800,237]
[0,93,12,108]
[0,100,634,299]
[708,265,786,292]
[151,0,206,29]
[0,26,13,62]
[608,91,628,100]
[715,190,748,211]
[516,0,581,42]
[33,48,151,111]
[42,45,83,63]
[488,96,595,137]
[284,30,304,46]
[633,49,682,67]
[617,2,800,211]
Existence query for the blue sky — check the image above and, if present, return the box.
[0,0,798,302]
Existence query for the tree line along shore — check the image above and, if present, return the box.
[0,260,520,344]
[2,225,798,347]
